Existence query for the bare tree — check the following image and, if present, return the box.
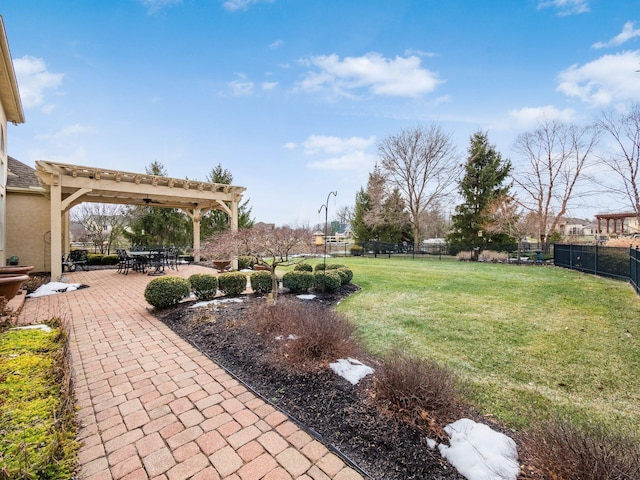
[512,119,600,251]
[71,203,127,254]
[378,124,460,245]
[598,104,640,226]
[483,195,536,259]
[200,225,315,303]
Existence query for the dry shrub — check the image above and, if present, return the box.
[522,416,640,480]
[456,251,473,261]
[249,298,359,366]
[479,250,508,262]
[21,274,48,294]
[374,350,463,431]
[606,237,640,248]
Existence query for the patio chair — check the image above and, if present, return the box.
[116,249,134,275]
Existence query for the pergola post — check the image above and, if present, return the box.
[50,175,63,280]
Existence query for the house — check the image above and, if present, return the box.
[6,157,50,271]
[558,218,598,238]
[0,17,26,268]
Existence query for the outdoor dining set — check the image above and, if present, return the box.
[116,247,180,276]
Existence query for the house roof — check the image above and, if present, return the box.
[0,16,25,124]
[7,156,40,190]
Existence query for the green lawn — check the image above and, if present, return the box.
[311,256,640,433]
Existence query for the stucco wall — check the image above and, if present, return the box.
[6,191,50,272]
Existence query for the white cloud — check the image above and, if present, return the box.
[297,52,443,99]
[223,0,274,12]
[36,124,93,141]
[140,0,182,14]
[12,55,63,110]
[228,74,254,96]
[557,50,640,106]
[261,81,278,91]
[269,39,283,49]
[302,135,376,155]
[308,150,376,171]
[508,105,576,128]
[593,22,640,49]
[289,135,377,172]
[537,0,590,16]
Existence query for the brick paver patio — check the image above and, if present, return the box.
[18,265,365,480]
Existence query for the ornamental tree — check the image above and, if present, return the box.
[200,225,315,303]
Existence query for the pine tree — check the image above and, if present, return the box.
[447,131,512,254]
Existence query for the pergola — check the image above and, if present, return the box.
[595,212,639,236]
[35,160,246,280]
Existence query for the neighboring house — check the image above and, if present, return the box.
[558,218,598,238]
[6,157,50,271]
[0,17,26,268]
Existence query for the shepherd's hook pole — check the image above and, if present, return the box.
[318,191,337,296]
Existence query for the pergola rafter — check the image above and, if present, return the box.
[34,160,246,279]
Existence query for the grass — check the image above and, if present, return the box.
[300,255,640,433]
[0,323,78,479]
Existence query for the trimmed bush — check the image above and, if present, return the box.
[314,263,326,271]
[101,254,119,265]
[144,276,191,309]
[188,274,218,301]
[218,272,247,297]
[87,254,102,266]
[334,268,349,285]
[283,271,314,293]
[337,267,353,284]
[238,255,256,270]
[293,263,313,272]
[325,263,346,270]
[313,270,341,292]
[250,271,272,294]
[350,244,364,256]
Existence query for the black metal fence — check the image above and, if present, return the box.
[632,247,640,295]
[553,243,631,281]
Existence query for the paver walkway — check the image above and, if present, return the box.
[18,265,366,480]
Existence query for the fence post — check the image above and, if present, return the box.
[595,243,598,276]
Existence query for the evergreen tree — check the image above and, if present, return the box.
[351,187,373,243]
[201,163,254,238]
[125,162,191,246]
[447,131,513,254]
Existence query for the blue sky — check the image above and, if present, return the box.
[3,0,640,226]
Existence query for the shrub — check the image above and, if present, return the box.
[218,272,247,297]
[478,250,508,263]
[238,255,256,270]
[337,267,353,284]
[374,351,463,428]
[314,263,326,271]
[334,268,349,285]
[313,270,341,292]
[250,271,272,294]
[325,263,346,270]
[87,254,102,266]
[283,271,314,293]
[522,416,640,480]
[294,263,313,272]
[101,254,119,265]
[350,244,364,256]
[144,276,191,309]
[249,298,358,364]
[188,274,218,301]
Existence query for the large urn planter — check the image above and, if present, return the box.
[0,273,30,300]
[0,265,34,275]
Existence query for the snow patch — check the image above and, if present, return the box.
[330,358,374,385]
[296,294,316,300]
[189,298,244,309]
[11,324,52,333]
[26,282,83,298]
[437,418,519,480]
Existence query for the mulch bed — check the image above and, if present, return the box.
[155,286,534,480]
